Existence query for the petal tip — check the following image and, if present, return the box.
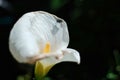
[60,48,81,64]
[75,52,81,64]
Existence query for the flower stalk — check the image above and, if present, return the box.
[35,61,53,80]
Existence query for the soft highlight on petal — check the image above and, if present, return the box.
[60,48,80,64]
[9,11,69,63]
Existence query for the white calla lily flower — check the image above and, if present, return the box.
[9,11,80,79]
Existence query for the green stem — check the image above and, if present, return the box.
[34,61,54,80]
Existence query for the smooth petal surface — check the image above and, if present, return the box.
[35,48,80,78]
[59,48,80,64]
[39,48,80,66]
[9,11,69,63]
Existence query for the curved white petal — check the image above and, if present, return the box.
[38,48,80,68]
[59,48,80,64]
[28,11,69,52]
[36,48,80,76]
[9,11,69,63]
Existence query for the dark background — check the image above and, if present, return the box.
[0,0,120,80]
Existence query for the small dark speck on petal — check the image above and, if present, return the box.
[56,19,62,23]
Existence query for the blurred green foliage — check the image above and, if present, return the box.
[106,72,118,80]
[50,0,68,11]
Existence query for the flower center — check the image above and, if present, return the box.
[43,42,51,53]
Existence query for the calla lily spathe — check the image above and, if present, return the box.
[9,11,80,78]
